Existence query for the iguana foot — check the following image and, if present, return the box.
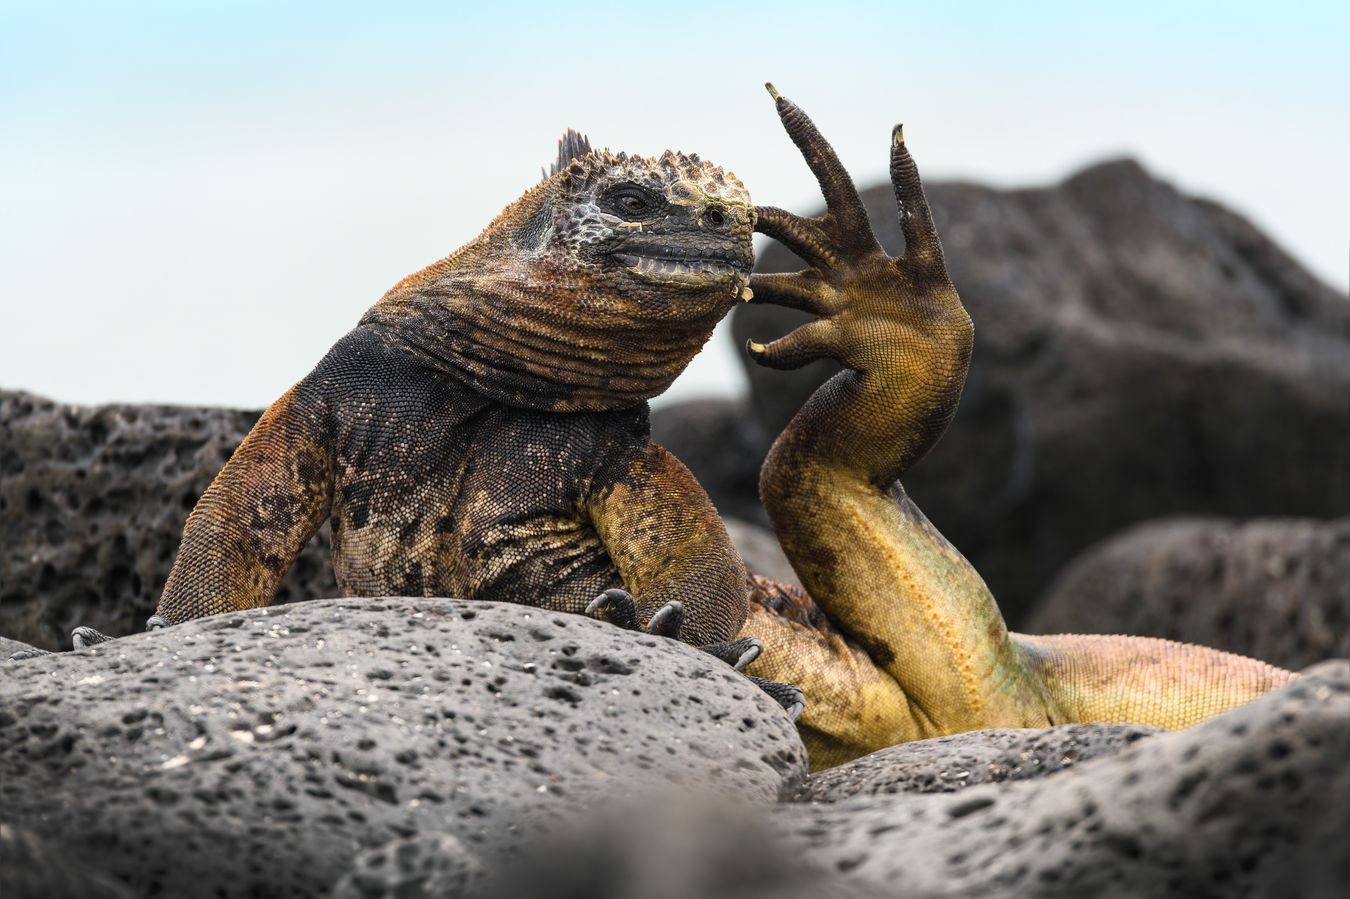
[747,675,806,721]
[585,589,685,638]
[699,636,763,671]
[72,626,114,649]
[587,589,804,719]
[5,646,52,662]
[6,626,113,661]
[6,614,171,663]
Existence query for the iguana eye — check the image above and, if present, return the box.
[606,185,660,219]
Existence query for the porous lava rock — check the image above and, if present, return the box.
[0,597,806,899]
[1027,517,1350,670]
[794,724,1158,801]
[733,159,1350,623]
[0,635,38,660]
[467,799,895,899]
[0,824,134,899]
[0,390,333,649]
[779,660,1350,898]
[329,831,482,899]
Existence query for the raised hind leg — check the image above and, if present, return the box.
[742,86,1293,761]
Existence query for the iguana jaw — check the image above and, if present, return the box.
[618,253,742,281]
[611,242,752,288]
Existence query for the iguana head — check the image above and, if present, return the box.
[541,130,755,292]
[371,131,755,412]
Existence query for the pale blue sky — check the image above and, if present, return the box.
[2,1,1346,408]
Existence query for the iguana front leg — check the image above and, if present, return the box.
[586,442,749,647]
[155,382,335,624]
[744,87,1292,760]
[586,442,805,716]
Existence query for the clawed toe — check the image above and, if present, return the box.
[586,588,641,630]
[586,591,684,640]
[645,601,684,640]
[699,636,764,671]
[748,675,806,721]
[5,646,53,662]
[72,626,114,649]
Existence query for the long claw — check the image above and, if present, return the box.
[646,601,685,640]
[747,675,805,721]
[699,636,764,671]
[146,615,171,630]
[890,122,944,268]
[585,588,641,631]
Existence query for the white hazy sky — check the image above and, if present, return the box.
[2,1,1346,410]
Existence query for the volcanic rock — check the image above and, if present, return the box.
[0,597,806,899]
[780,660,1349,898]
[1027,517,1350,670]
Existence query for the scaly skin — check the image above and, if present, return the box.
[150,134,785,670]
[735,87,1294,768]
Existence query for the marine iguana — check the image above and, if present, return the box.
[15,87,1294,768]
[51,131,796,708]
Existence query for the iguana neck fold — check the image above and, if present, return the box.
[364,254,738,412]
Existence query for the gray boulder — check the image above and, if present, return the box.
[780,660,1350,898]
[0,824,134,899]
[0,597,806,899]
[1027,517,1350,670]
[0,390,333,649]
[329,832,482,899]
[794,724,1158,801]
[733,159,1350,624]
[0,635,39,660]
[468,799,896,899]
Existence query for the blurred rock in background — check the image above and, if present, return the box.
[650,397,771,527]
[1025,517,1350,670]
[0,391,335,648]
[732,158,1350,624]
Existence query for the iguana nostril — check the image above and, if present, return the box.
[704,207,726,228]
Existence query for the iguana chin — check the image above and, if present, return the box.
[20,89,1294,770]
[733,86,1295,767]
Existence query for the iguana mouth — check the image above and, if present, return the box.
[618,253,744,280]
[613,243,751,284]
